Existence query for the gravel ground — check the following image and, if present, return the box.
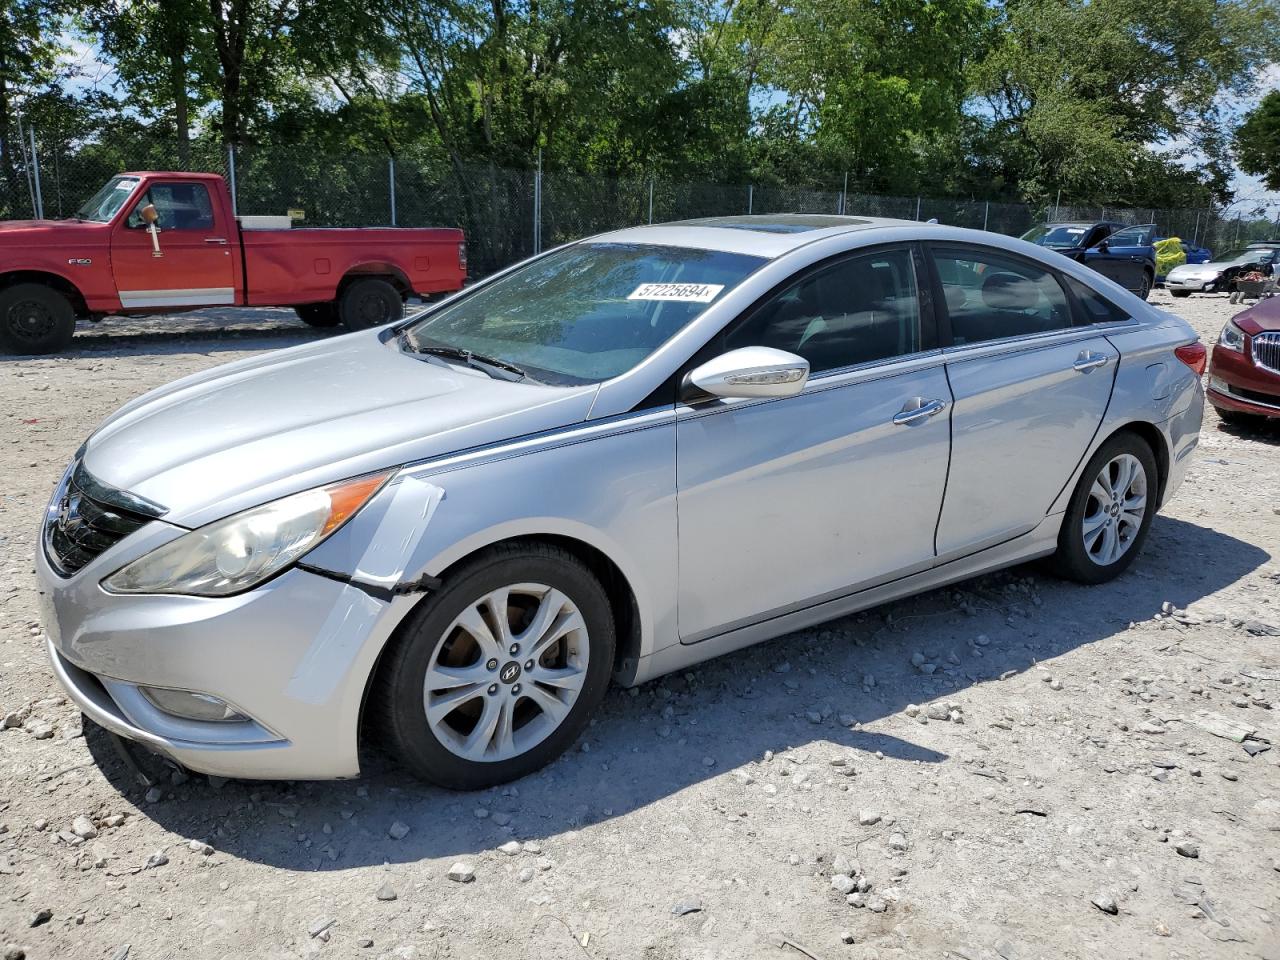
[1,290,1278,960]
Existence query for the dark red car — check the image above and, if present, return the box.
[1207,295,1280,424]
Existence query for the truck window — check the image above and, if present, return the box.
[127,182,215,231]
[74,176,140,222]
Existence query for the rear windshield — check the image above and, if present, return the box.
[404,243,766,384]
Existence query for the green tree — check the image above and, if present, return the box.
[1235,90,1280,193]
[0,0,68,213]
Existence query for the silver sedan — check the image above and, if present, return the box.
[37,215,1205,788]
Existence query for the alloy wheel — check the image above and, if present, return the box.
[423,582,589,762]
[1082,453,1147,566]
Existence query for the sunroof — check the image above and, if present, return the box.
[678,215,872,234]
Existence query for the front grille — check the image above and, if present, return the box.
[45,464,160,576]
[1228,383,1280,410]
[1255,332,1280,376]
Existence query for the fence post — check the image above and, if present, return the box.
[748,184,753,215]
[1191,211,1199,245]
[29,126,43,219]
[533,148,542,255]
[389,156,397,226]
[983,201,989,232]
[841,172,848,215]
[915,196,921,221]
[648,179,654,224]
[227,146,238,215]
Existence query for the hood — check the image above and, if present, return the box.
[1172,259,1245,274]
[81,331,598,526]
[0,218,99,240]
[1235,297,1280,335]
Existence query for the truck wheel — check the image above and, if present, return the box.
[294,303,341,328]
[339,278,403,331]
[0,284,76,354]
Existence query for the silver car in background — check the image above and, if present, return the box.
[37,214,1205,789]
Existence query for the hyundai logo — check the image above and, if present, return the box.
[499,661,521,684]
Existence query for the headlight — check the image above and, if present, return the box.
[102,471,391,596]
[1218,321,1245,353]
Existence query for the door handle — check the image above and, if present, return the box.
[204,237,228,245]
[892,397,947,426]
[1073,351,1110,373]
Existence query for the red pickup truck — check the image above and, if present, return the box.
[0,171,467,353]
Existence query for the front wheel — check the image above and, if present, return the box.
[1138,272,1152,301]
[1170,289,1191,298]
[373,544,616,789]
[294,302,341,328]
[1047,433,1158,585]
[339,278,404,331]
[0,283,76,354]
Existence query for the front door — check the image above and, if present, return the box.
[110,180,236,309]
[1084,223,1154,294]
[928,244,1118,557]
[675,246,952,642]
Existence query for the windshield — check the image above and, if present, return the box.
[1020,224,1090,249]
[1220,249,1272,267]
[73,176,140,222]
[403,243,767,384]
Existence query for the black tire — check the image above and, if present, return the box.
[1170,289,1191,298]
[294,302,341,328]
[338,278,403,331]
[1215,407,1266,428]
[0,283,76,354]
[372,543,615,790]
[1138,271,1152,301]
[1047,431,1159,585]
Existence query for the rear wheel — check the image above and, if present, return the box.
[1138,271,1152,300]
[294,302,340,328]
[1048,432,1158,585]
[373,544,615,789]
[339,278,403,331]
[1170,289,1191,298]
[0,283,76,354]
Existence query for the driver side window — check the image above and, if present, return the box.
[126,182,215,231]
[725,248,923,375]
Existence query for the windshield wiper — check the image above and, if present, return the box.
[398,332,528,383]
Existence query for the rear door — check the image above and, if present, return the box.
[110,179,237,309]
[928,244,1120,558]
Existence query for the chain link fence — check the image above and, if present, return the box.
[4,131,1278,279]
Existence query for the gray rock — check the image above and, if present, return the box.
[447,862,475,883]
[925,703,950,721]
[887,832,908,852]
[388,821,411,840]
[308,918,337,938]
[1091,892,1118,914]
[29,909,51,928]
[518,866,535,882]
[805,710,823,724]
[144,851,168,869]
[858,810,881,826]
[671,899,702,916]
[144,786,163,803]
[70,816,97,840]
[846,892,866,908]
[187,840,213,855]
[357,938,374,949]
[830,874,857,895]
[832,854,856,876]
[841,931,856,944]
[498,840,521,856]
[1175,841,1199,859]
[1049,679,1063,691]
[26,721,53,740]
[375,883,398,901]
[855,876,873,893]
[910,653,926,668]
[866,896,888,913]
[4,944,26,960]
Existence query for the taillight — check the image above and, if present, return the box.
[458,242,467,272]
[1174,341,1207,376]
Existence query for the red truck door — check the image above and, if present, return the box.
[110,179,238,309]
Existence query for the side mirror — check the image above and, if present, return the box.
[140,203,159,225]
[686,346,809,400]
[1097,239,1109,252]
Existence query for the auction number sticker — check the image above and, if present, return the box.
[628,282,725,303]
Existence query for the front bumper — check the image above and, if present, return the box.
[1165,275,1217,292]
[1208,342,1280,419]
[36,519,415,780]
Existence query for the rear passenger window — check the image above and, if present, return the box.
[1064,275,1131,324]
[932,248,1072,345]
[726,248,922,374]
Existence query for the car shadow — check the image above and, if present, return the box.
[1210,411,1280,445]
[83,514,1267,870]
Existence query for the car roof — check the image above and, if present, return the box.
[588,214,923,258]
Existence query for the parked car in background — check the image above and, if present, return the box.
[1021,221,1155,299]
[38,214,1204,788]
[1164,246,1280,297]
[1207,296,1280,423]
[0,172,468,354]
